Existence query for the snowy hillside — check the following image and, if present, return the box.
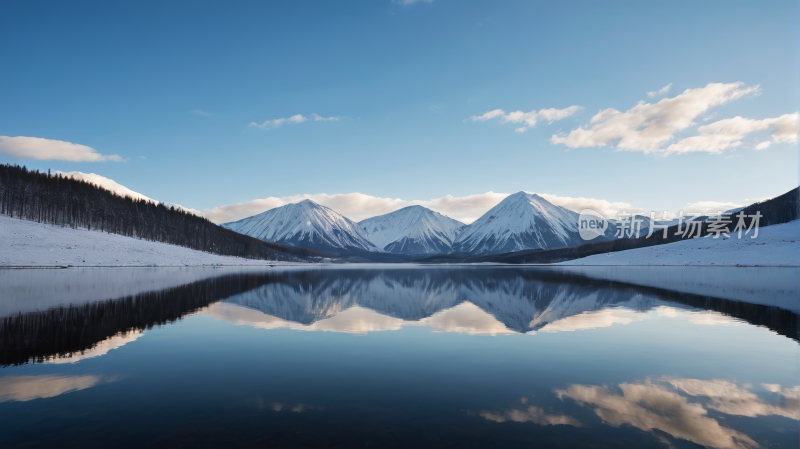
[0,214,300,267]
[563,219,800,266]
[451,191,589,255]
[359,206,466,255]
[222,199,380,253]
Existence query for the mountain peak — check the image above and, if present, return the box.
[451,192,583,255]
[359,205,466,255]
[221,201,380,253]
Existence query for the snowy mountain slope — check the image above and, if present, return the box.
[359,206,466,255]
[562,219,800,266]
[221,200,381,253]
[450,191,589,255]
[60,171,202,216]
[0,214,299,267]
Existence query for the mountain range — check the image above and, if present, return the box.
[221,191,657,258]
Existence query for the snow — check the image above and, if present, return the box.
[0,214,303,267]
[554,265,800,313]
[222,199,380,252]
[452,191,584,255]
[59,171,202,216]
[563,219,800,267]
[0,265,315,318]
[359,205,466,254]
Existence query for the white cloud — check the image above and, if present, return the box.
[664,113,799,155]
[48,172,760,227]
[190,109,211,116]
[397,0,433,4]
[535,193,640,219]
[248,114,308,129]
[312,113,341,121]
[203,191,507,224]
[754,141,771,150]
[203,190,643,224]
[551,82,761,152]
[468,106,582,133]
[647,83,672,98]
[0,136,123,162]
[467,109,505,122]
[681,199,762,214]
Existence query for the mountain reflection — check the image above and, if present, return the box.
[1,267,797,366]
[217,268,798,337]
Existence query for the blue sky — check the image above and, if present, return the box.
[1,0,798,222]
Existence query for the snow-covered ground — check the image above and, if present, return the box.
[563,219,800,266]
[0,214,305,267]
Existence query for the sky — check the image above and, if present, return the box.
[1,0,798,224]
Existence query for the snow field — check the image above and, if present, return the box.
[564,219,799,266]
[0,214,304,267]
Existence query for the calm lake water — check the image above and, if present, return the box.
[1,265,798,448]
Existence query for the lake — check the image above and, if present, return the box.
[0,265,798,448]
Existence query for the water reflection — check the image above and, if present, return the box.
[667,378,799,419]
[218,268,798,337]
[554,377,800,449]
[43,330,144,364]
[0,374,115,402]
[2,267,797,366]
[208,302,517,335]
[558,380,757,449]
[0,274,273,366]
[476,406,583,427]
[0,266,797,448]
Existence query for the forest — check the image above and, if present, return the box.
[0,164,316,262]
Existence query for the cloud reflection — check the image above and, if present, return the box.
[478,406,582,427]
[554,377,800,449]
[0,374,115,402]
[537,307,646,333]
[208,302,517,336]
[667,378,799,419]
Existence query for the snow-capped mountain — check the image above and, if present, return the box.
[221,200,381,253]
[359,206,466,255]
[450,191,588,255]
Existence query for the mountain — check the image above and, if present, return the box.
[221,200,381,253]
[450,191,590,256]
[359,206,466,255]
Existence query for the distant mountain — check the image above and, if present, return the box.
[222,200,381,253]
[450,191,591,256]
[359,206,466,255]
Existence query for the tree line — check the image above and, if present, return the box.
[0,164,317,262]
